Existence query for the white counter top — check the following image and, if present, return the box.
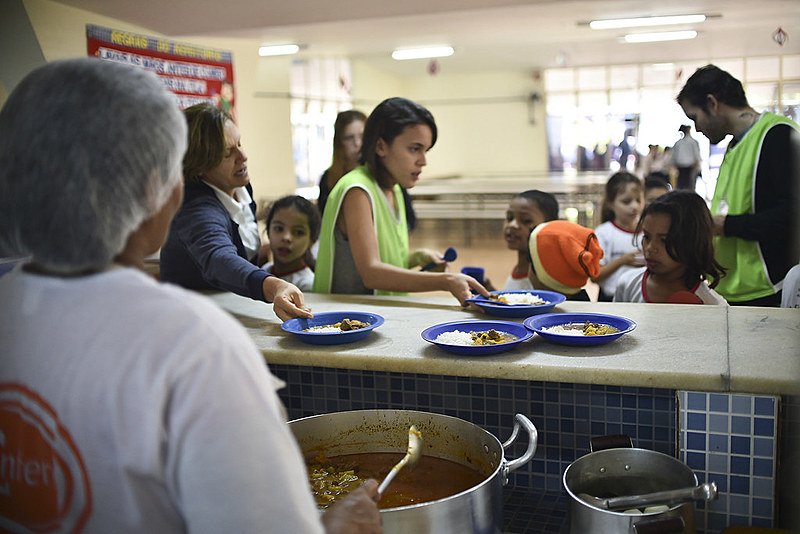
[209,292,800,395]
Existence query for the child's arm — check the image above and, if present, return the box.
[342,188,489,303]
[593,251,642,283]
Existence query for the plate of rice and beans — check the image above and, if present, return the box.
[523,312,636,347]
[465,290,566,318]
[282,311,384,345]
[421,320,533,355]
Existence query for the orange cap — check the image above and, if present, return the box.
[528,220,604,294]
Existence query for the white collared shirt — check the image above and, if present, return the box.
[203,181,260,260]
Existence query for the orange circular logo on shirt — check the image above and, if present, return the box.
[0,383,92,532]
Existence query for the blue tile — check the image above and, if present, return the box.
[754,417,775,437]
[730,435,750,455]
[753,458,773,477]
[731,395,752,414]
[622,409,636,424]
[730,455,750,475]
[709,433,728,453]
[709,414,729,433]
[731,415,751,435]
[729,495,751,514]
[752,477,773,498]
[708,393,729,413]
[707,453,728,473]
[754,396,776,416]
[753,437,775,457]
[686,392,707,410]
[622,395,637,409]
[730,475,750,495]
[686,412,706,431]
[752,517,773,527]
[686,451,706,471]
[607,394,620,407]
[686,432,706,451]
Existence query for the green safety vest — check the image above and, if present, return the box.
[711,112,798,302]
[313,166,409,296]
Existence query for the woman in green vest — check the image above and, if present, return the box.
[314,97,489,305]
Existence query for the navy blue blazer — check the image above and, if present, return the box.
[160,182,270,301]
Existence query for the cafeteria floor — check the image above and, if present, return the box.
[409,218,600,300]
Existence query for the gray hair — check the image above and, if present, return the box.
[0,58,187,273]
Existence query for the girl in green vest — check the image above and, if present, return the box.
[313,97,489,305]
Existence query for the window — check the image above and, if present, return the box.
[290,58,354,196]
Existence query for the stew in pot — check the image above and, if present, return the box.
[308,452,486,509]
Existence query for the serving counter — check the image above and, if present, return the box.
[209,291,800,533]
[210,292,799,395]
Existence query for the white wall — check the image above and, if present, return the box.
[405,69,547,177]
[13,0,550,204]
[19,0,297,205]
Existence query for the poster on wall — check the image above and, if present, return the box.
[86,24,235,118]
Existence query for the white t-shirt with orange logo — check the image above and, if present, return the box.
[0,267,323,533]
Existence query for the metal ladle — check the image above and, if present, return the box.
[578,481,718,511]
[377,425,423,496]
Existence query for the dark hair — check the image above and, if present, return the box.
[644,173,672,193]
[360,97,437,189]
[637,190,725,289]
[676,65,749,112]
[265,195,322,244]
[601,171,642,223]
[515,190,559,221]
[328,109,368,183]
[183,104,233,184]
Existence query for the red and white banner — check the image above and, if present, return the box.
[87,24,236,116]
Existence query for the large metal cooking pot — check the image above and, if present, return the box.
[289,409,538,534]
[564,436,715,534]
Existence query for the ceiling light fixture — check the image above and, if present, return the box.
[391,46,454,61]
[590,14,706,30]
[258,44,300,57]
[624,30,698,43]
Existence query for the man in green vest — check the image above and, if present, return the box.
[677,65,799,306]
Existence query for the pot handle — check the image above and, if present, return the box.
[633,516,685,534]
[501,414,538,480]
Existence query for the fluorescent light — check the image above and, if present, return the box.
[651,62,676,70]
[590,14,706,30]
[258,44,300,57]
[391,46,454,61]
[624,30,698,43]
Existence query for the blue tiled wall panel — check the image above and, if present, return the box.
[271,365,781,534]
[272,365,676,497]
[678,391,779,532]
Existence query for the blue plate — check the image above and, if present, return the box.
[282,311,384,345]
[465,290,567,318]
[421,320,533,356]
[523,312,636,347]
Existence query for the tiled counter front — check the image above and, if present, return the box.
[207,292,799,532]
[273,364,786,533]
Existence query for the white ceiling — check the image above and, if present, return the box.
[53,0,799,75]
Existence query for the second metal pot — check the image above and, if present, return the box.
[564,439,703,534]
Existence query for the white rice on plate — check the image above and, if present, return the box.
[434,329,516,346]
[435,330,474,345]
[495,293,548,305]
[304,325,344,333]
[541,324,586,336]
